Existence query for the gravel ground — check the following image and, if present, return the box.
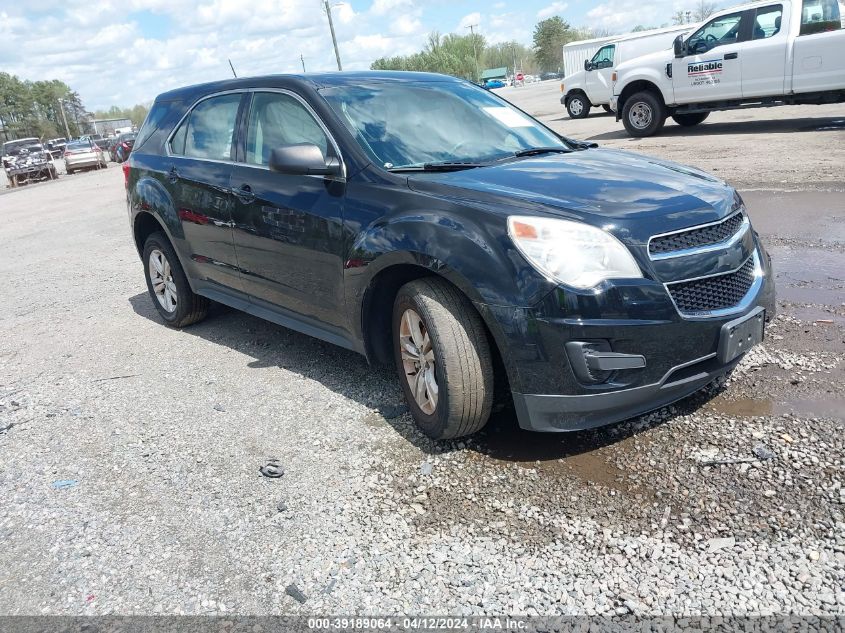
[0,116,843,617]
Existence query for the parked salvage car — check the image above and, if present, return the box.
[126,72,775,439]
[114,132,137,163]
[46,137,67,159]
[64,139,107,174]
[2,138,58,187]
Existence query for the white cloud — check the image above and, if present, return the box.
[537,1,569,20]
[585,0,679,30]
[457,12,482,30]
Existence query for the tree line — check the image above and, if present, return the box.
[372,1,722,80]
[0,71,149,143]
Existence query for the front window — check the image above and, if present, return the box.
[591,45,615,67]
[687,11,745,54]
[800,0,843,34]
[245,92,330,166]
[320,81,568,170]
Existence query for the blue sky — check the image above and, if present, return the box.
[0,0,699,109]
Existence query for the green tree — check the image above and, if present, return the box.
[371,31,487,81]
[484,41,536,75]
[533,16,577,72]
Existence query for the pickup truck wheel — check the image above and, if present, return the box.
[672,112,710,127]
[622,91,666,137]
[566,94,590,119]
[393,278,494,440]
[142,232,209,328]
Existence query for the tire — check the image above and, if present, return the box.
[142,232,209,328]
[66,167,74,175]
[602,104,613,113]
[566,93,590,119]
[392,278,494,440]
[672,112,709,127]
[622,91,667,137]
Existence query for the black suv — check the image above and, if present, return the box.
[127,72,775,439]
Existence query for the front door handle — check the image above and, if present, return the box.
[234,183,255,203]
[724,52,738,60]
[167,166,179,183]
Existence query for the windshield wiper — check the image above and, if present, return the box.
[513,147,574,157]
[389,161,487,172]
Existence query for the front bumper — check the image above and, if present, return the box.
[477,244,776,432]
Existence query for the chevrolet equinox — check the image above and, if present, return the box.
[126,72,775,439]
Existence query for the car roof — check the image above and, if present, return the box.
[154,71,463,103]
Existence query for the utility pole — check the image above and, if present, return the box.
[465,24,480,83]
[57,99,71,139]
[511,43,518,83]
[323,0,343,71]
[301,54,307,72]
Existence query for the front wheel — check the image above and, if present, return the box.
[622,91,667,137]
[142,232,209,328]
[672,112,710,127]
[566,93,590,119]
[392,278,494,440]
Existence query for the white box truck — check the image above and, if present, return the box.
[610,0,845,136]
[560,26,691,119]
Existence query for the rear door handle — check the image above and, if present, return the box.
[233,183,255,203]
[724,52,738,60]
[167,166,179,183]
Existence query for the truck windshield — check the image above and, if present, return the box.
[320,81,568,170]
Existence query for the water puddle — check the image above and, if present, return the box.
[769,246,845,305]
[708,396,845,421]
[788,305,845,325]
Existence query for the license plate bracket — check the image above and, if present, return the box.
[718,306,765,364]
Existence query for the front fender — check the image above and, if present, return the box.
[346,210,555,314]
[615,69,673,107]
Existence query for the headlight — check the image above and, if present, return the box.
[507,216,642,289]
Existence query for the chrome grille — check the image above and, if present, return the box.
[649,211,745,256]
[667,256,756,315]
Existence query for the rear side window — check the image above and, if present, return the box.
[171,93,241,160]
[245,92,329,166]
[800,0,843,34]
[753,5,784,39]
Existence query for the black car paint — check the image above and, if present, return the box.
[127,71,775,432]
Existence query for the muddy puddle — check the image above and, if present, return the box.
[471,416,649,493]
[769,246,845,305]
[707,396,845,420]
[787,305,845,325]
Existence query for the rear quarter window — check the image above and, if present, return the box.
[133,102,172,152]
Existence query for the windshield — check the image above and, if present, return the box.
[320,80,568,169]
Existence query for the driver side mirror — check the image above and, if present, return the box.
[584,60,593,71]
[673,34,685,58]
[268,143,341,178]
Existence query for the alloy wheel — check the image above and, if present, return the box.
[399,308,438,414]
[569,98,584,116]
[148,249,178,313]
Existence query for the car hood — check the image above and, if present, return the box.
[615,49,671,74]
[562,70,586,89]
[405,148,737,245]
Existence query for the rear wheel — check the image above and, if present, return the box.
[622,91,667,137]
[566,93,590,119]
[142,232,209,328]
[672,112,710,127]
[392,278,494,440]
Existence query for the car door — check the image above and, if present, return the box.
[166,92,246,292]
[585,44,615,104]
[672,10,748,103]
[228,90,347,330]
[791,0,845,93]
[742,4,789,97]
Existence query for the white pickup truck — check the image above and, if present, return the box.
[610,0,845,136]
